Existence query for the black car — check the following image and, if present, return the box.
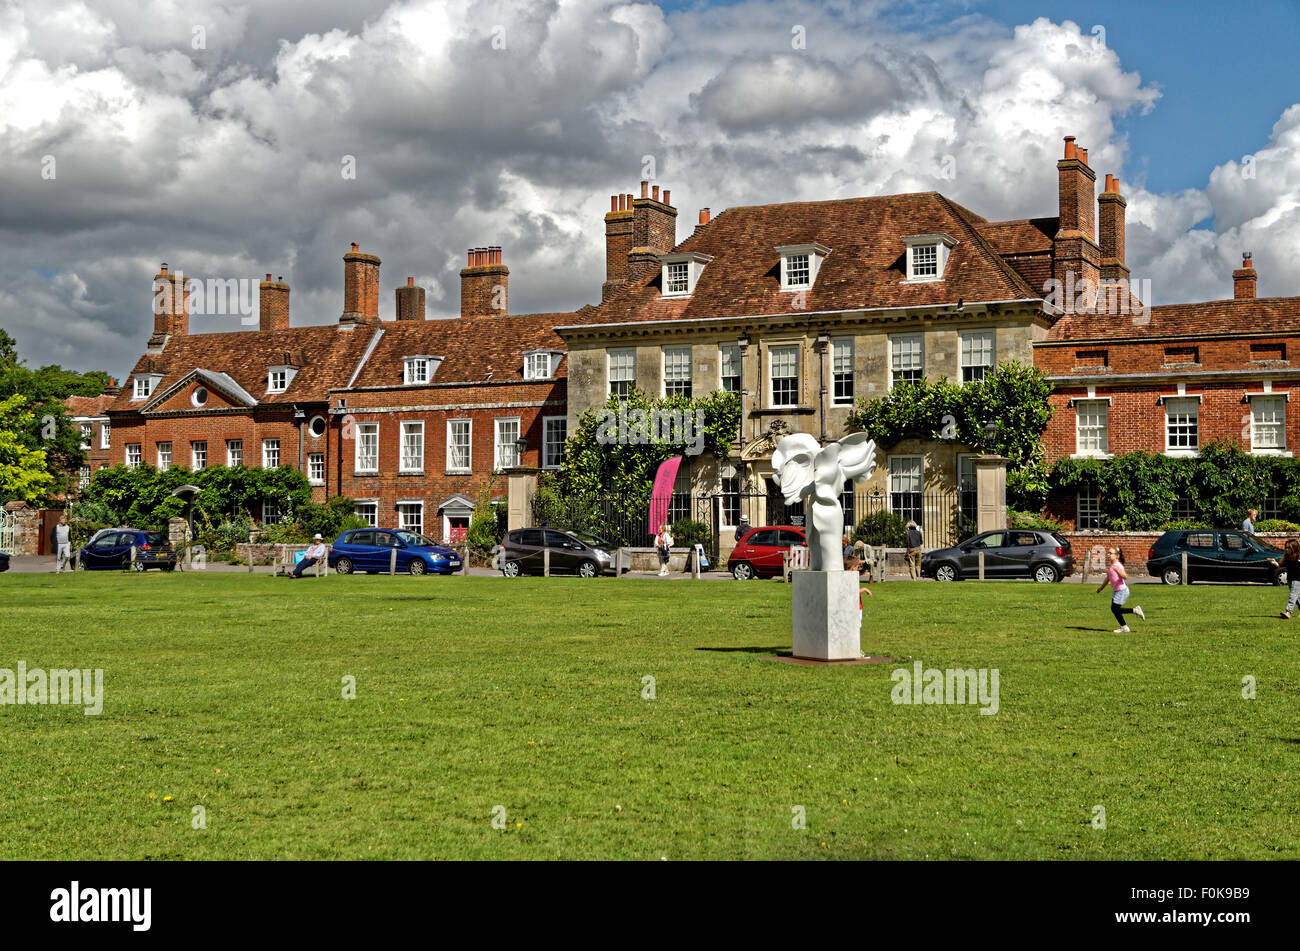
[0,551,9,572]
[922,529,1075,582]
[1146,530,1285,585]
[499,528,615,578]
[77,529,176,571]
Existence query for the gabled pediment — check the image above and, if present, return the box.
[141,368,259,414]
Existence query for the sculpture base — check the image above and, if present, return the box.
[791,570,862,661]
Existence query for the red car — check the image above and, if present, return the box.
[728,525,808,579]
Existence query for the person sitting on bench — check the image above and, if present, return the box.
[292,534,329,578]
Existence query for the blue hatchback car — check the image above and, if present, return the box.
[77,528,176,571]
[328,528,463,576]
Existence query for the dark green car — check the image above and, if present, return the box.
[1146,530,1286,585]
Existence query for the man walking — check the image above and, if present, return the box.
[292,534,329,578]
[905,519,923,580]
[1242,508,1259,535]
[52,515,71,573]
[734,513,749,544]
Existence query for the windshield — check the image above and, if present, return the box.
[143,532,169,547]
[567,531,611,548]
[1254,538,1283,554]
[396,532,438,547]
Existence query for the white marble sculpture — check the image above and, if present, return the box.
[772,432,878,571]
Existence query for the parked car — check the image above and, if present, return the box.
[1146,529,1285,585]
[0,551,9,572]
[728,525,807,580]
[328,528,463,575]
[499,527,615,577]
[922,529,1074,582]
[76,529,176,571]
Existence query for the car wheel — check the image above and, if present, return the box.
[1161,565,1182,585]
[1033,564,1060,584]
[409,558,427,576]
[934,563,958,582]
[1273,568,1287,586]
[502,560,521,578]
[131,559,146,572]
[335,556,354,575]
[577,560,598,578]
[75,559,86,571]
[732,561,755,581]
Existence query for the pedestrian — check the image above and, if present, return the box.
[1095,547,1145,633]
[853,539,876,581]
[1266,538,1300,618]
[52,515,71,573]
[734,513,749,543]
[1242,508,1259,535]
[291,533,329,578]
[655,523,674,577]
[904,519,923,580]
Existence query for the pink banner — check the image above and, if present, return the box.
[647,456,683,538]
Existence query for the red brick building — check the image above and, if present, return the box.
[65,389,117,491]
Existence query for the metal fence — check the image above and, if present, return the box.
[0,509,13,554]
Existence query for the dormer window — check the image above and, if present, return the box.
[404,356,439,385]
[266,367,294,393]
[775,243,830,291]
[132,374,161,400]
[658,251,713,298]
[523,350,562,380]
[902,233,957,283]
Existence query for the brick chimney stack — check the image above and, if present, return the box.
[148,262,191,350]
[259,273,290,332]
[603,192,635,301]
[1233,252,1257,299]
[340,243,381,326]
[628,180,678,285]
[460,246,508,317]
[395,276,426,321]
[1097,174,1129,284]
[1053,136,1101,312]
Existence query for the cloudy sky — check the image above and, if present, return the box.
[2,0,1298,375]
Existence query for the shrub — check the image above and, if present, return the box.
[669,519,711,550]
[853,511,905,547]
[1155,520,1210,532]
[466,480,502,553]
[1255,519,1300,533]
[1008,509,1068,532]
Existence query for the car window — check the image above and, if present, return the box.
[144,531,168,547]
[349,531,374,546]
[1185,532,1216,549]
[90,535,118,550]
[519,529,544,546]
[971,533,1004,549]
[778,529,806,547]
[1221,533,1247,551]
[397,532,435,547]
[569,531,609,548]
[374,532,402,548]
[544,530,575,548]
[1009,533,1040,547]
[746,530,778,546]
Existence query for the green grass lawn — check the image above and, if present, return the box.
[0,571,1296,860]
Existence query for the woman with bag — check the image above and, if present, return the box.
[655,523,674,577]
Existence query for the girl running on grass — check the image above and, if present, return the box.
[1266,538,1300,618]
[1096,548,1145,633]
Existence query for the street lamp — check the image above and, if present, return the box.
[514,435,528,467]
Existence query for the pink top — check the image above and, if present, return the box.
[1107,564,1127,591]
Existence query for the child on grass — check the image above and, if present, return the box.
[1266,538,1300,618]
[846,556,874,608]
[1095,548,1145,633]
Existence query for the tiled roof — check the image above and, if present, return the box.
[1046,297,1300,341]
[975,218,1058,255]
[566,192,1043,327]
[65,394,115,416]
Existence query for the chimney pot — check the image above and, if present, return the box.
[610,195,618,212]
[1064,136,1077,159]
[1078,147,1088,165]
[160,263,168,274]
[663,189,671,205]
[265,273,272,281]
[1233,252,1257,299]
[1244,252,1253,267]
[652,185,660,201]
[407,276,414,286]
[351,242,359,252]
[640,181,648,199]
[699,208,710,225]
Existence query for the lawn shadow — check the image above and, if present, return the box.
[696,646,789,655]
[1065,626,1113,632]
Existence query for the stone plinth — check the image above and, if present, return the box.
[792,570,862,661]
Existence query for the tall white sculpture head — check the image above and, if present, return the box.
[772,432,877,571]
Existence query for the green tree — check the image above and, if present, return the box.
[0,394,55,504]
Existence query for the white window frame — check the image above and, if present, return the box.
[156,441,172,471]
[608,348,636,400]
[831,337,854,405]
[888,455,924,523]
[78,466,91,489]
[1074,399,1110,458]
[307,452,325,485]
[396,501,424,536]
[663,345,692,398]
[226,439,243,467]
[890,334,924,388]
[542,416,566,469]
[902,233,956,283]
[769,344,800,408]
[354,501,379,528]
[1250,394,1288,454]
[261,500,282,525]
[354,423,379,473]
[775,243,829,291]
[79,422,92,450]
[658,252,713,298]
[959,330,995,383]
[403,356,433,385]
[262,438,280,469]
[494,417,521,472]
[400,421,425,473]
[126,443,142,469]
[266,366,297,394]
[720,344,741,393]
[446,419,471,473]
[191,440,207,469]
[132,375,159,400]
[101,420,110,449]
[1164,397,1200,455]
[1077,492,1102,531]
[523,351,556,381]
